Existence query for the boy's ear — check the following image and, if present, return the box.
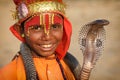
[10,24,25,42]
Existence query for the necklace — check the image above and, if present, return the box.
[56,56,67,80]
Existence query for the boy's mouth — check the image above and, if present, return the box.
[38,44,56,51]
[41,44,53,48]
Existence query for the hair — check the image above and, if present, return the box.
[21,16,32,31]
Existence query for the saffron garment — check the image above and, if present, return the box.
[0,56,75,80]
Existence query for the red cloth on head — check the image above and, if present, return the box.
[56,17,72,59]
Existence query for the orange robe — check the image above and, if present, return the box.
[0,56,75,80]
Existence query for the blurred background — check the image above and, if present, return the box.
[0,0,120,80]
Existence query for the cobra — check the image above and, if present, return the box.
[79,19,109,80]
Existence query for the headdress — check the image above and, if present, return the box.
[10,0,72,59]
[12,0,66,21]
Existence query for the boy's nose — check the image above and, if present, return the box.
[41,30,51,41]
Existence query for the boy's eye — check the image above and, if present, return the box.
[51,24,63,30]
[29,25,43,31]
[34,25,41,30]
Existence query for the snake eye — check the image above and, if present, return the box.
[81,38,86,47]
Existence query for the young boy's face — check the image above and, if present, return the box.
[23,13,63,57]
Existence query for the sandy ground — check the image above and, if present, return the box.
[0,0,120,80]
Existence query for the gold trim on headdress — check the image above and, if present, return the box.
[28,1,66,14]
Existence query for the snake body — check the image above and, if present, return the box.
[20,43,38,80]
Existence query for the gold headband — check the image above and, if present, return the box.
[28,1,66,14]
